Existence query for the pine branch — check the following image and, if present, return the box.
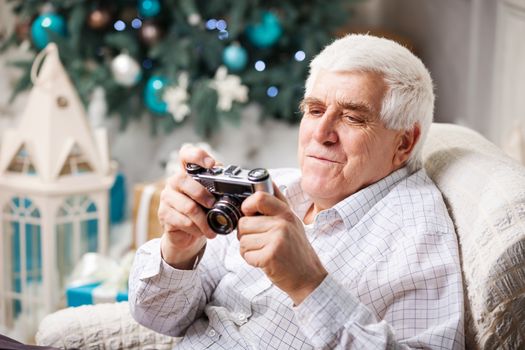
[2,0,354,138]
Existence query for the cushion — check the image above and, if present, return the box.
[423,123,525,349]
[36,302,179,349]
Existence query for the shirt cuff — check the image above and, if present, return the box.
[136,238,198,284]
[293,274,363,348]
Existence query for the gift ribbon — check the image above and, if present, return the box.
[67,251,135,303]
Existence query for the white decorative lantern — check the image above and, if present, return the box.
[0,43,116,341]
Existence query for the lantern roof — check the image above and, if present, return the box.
[0,43,115,193]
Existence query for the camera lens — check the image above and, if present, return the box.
[207,196,243,234]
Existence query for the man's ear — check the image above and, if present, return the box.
[393,123,421,168]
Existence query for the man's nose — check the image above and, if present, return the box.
[313,111,338,144]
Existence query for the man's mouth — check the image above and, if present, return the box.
[307,155,342,164]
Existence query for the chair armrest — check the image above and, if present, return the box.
[36,302,179,349]
[424,123,525,349]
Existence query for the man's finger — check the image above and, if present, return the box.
[162,210,203,237]
[271,182,288,203]
[179,143,216,169]
[242,244,274,268]
[241,191,288,217]
[168,173,216,208]
[237,216,277,237]
[164,191,216,238]
[238,232,272,256]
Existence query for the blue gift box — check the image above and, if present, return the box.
[66,282,128,307]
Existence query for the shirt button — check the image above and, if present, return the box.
[238,313,246,321]
[208,329,216,337]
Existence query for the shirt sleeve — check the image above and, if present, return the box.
[128,236,231,337]
[293,232,464,350]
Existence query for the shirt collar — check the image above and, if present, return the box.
[281,175,312,221]
[330,166,411,230]
[281,166,411,230]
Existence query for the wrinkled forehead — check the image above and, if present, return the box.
[305,69,387,115]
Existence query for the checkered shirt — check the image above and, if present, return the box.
[129,167,464,349]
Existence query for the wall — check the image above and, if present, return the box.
[490,0,525,149]
[352,0,474,126]
[383,0,472,126]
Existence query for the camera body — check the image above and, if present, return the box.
[186,163,273,234]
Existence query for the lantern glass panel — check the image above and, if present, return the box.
[1,197,42,329]
[58,144,94,176]
[56,196,98,291]
[81,218,98,253]
[7,145,37,175]
[56,222,74,290]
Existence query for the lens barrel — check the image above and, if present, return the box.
[207,196,243,234]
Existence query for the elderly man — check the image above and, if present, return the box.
[129,34,464,349]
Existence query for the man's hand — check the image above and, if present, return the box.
[237,185,328,305]
[158,144,218,270]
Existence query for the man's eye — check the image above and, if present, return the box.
[344,115,362,123]
[308,109,324,116]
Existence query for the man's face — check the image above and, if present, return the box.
[298,70,405,208]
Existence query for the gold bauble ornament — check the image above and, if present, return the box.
[139,21,164,46]
[87,8,112,30]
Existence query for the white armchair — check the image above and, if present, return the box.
[36,123,525,349]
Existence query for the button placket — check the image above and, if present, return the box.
[230,308,250,326]
[206,328,220,342]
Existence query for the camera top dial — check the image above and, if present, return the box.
[248,168,270,182]
[185,163,204,174]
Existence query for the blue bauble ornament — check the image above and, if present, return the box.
[144,75,168,115]
[222,44,248,72]
[138,0,161,18]
[31,13,67,50]
[245,12,282,48]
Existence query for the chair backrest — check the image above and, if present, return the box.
[422,123,525,350]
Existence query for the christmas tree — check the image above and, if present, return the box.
[2,0,355,137]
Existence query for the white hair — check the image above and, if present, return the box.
[305,34,435,172]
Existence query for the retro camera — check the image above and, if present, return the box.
[186,163,273,234]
